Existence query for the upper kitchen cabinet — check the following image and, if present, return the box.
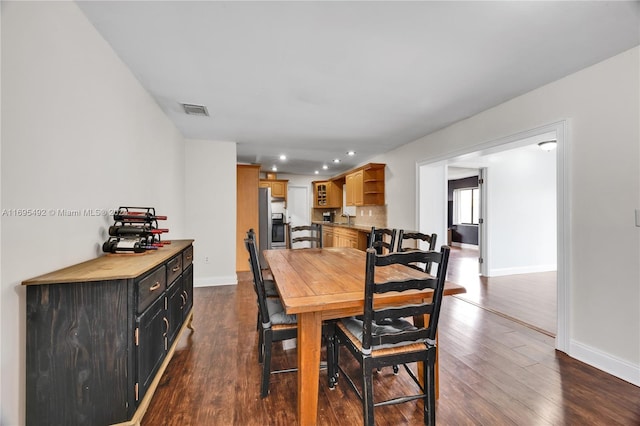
[346,163,385,206]
[313,180,342,208]
[259,179,288,200]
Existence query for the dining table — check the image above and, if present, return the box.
[263,246,466,426]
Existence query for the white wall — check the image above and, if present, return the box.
[486,145,557,275]
[185,139,237,286]
[1,3,187,424]
[372,47,640,384]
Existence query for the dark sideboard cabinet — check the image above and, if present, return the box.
[23,240,194,426]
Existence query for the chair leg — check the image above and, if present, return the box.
[326,333,337,389]
[258,324,264,363]
[261,330,273,398]
[362,359,375,426]
[425,353,436,426]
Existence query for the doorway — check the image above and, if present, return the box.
[287,185,311,246]
[417,121,569,351]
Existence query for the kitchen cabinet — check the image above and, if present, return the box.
[24,240,194,426]
[260,179,288,200]
[345,164,385,206]
[237,165,260,271]
[313,180,341,208]
[322,225,368,250]
[322,226,335,247]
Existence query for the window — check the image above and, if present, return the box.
[454,187,479,225]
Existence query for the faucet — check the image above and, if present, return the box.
[341,212,352,226]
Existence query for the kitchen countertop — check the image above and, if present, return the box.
[313,221,374,233]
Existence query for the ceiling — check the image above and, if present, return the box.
[77,1,640,176]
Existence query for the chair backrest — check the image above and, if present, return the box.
[244,233,271,328]
[287,223,323,249]
[368,227,397,254]
[396,230,438,273]
[360,246,450,354]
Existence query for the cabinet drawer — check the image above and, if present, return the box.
[137,266,166,314]
[167,254,183,285]
[182,246,194,269]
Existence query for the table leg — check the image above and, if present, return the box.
[297,311,322,426]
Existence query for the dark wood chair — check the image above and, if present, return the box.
[245,234,337,397]
[246,229,278,298]
[331,246,451,426]
[397,230,437,274]
[368,227,397,254]
[287,223,323,249]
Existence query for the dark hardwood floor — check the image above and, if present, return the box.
[447,247,557,336]
[142,273,640,425]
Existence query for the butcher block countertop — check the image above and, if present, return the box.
[22,239,194,286]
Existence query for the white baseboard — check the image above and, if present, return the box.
[450,242,478,250]
[194,275,238,287]
[570,340,640,387]
[487,264,557,277]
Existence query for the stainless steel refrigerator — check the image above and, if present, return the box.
[258,187,272,265]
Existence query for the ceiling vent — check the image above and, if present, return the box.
[181,103,209,117]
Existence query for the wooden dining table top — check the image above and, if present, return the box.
[263,247,466,316]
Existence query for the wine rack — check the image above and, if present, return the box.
[102,206,169,254]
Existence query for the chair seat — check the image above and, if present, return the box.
[264,279,279,297]
[337,317,427,353]
[266,298,297,325]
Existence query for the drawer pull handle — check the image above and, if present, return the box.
[163,318,169,335]
[180,293,186,307]
[186,255,192,260]
[149,282,161,291]
[172,266,180,272]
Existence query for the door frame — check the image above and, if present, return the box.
[415,120,570,352]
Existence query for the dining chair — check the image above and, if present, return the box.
[368,227,397,254]
[245,229,280,359]
[246,229,278,297]
[331,246,451,426]
[286,223,323,248]
[396,230,438,274]
[244,235,337,397]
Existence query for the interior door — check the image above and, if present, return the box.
[287,186,311,247]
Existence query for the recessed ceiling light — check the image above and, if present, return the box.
[322,164,328,170]
[271,165,277,171]
[314,170,319,174]
[347,151,356,156]
[279,154,287,161]
[333,159,340,163]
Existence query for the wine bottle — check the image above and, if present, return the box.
[102,238,158,254]
[113,212,168,222]
[108,225,169,237]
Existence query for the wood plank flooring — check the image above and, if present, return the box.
[447,247,557,336]
[141,276,640,425]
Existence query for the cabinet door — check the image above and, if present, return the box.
[345,174,355,206]
[315,182,327,207]
[166,276,183,347]
[353,170,364,206]
[323,228,334,247]
[135,295,166,404]
[271,181,286,198]
[183,264,194,318]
